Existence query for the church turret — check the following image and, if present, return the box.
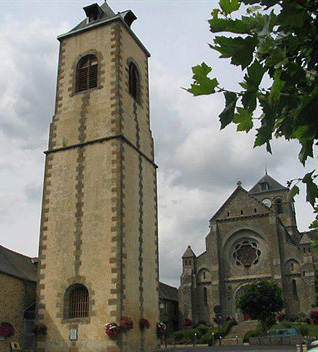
[249,173,299,242]
[178,246,198,326]
[182,245,196,273]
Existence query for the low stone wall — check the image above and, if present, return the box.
[250,336,302,345]
[221,337,244,345]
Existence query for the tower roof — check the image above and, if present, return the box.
[249,173,287,194]
[182,245,196,258]
[57,2,150,56]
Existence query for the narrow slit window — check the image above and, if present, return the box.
[276,199,283,214]
[128,62,140,102]
[76,55,98,93]
[204,287,208,305]
[292,279,298,299]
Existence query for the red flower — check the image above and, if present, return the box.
[119,317,133,331]
[104,323,121,338]
[0,322,14,338]
[139,318,150,330]
[184,319,193,327]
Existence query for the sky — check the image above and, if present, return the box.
[0,0,316,288]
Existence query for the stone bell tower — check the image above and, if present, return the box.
[36,2,159,351]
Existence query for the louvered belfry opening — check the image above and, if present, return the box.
[66,284,89,319]
[76,55,98,92]
[129,62,140,102]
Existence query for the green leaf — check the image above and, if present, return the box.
[269,70,285,104]
[209,17,256,34]
[212,36,258,69]
[188,63,219,96]
[302,171,318,206]
[219,0,240,16]
[219,91,238,129]
[290,185,300,198]
[299,139,314,165]
[233,107,253,132]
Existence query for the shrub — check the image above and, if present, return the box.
[198,324,209,335]
[282,321,292,328]
[299,325,309,336]
[173,331,183,342]
[243,330,262,343]
[221,319,237,336]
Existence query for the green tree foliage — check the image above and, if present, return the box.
[236,279,283,332]
[188,0,318,229]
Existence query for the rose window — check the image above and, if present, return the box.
[233,240,261,268]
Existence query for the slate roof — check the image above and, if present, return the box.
[0,245,37,282]
[210,185,271,222]
[69,2,116,33]
[159,282,178,302]
[182,245,196,258]
[249,174,287,194]
[57,1,150,56]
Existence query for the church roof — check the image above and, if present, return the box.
[249,174,287,194]
[159,282,178,302]
[182,245,196,258]
[0,245,37,282]
[210,184,271,222]
[299,230,316,244]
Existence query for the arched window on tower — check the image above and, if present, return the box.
[128,62,140,102]
[76,55,98,92]
[276,199,283,214]
[64,284,89,319]
[203,287,208,305]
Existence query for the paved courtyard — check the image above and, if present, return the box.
[155,346,297,352]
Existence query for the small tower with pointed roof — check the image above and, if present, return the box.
[250,173,299,241]
[36,2,159,351]
[178,246,198,326]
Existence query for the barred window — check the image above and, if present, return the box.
[76,55,98,92]
[128,62,140,102]
[65,284,89,319]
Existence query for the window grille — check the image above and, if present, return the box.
[76,55,98,93]
[66,284,89,319]
[128,62,140,101]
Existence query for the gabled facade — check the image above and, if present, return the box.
[179,174,317,326]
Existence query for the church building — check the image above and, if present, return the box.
[36,2,159,351]
[179,174,317,325]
